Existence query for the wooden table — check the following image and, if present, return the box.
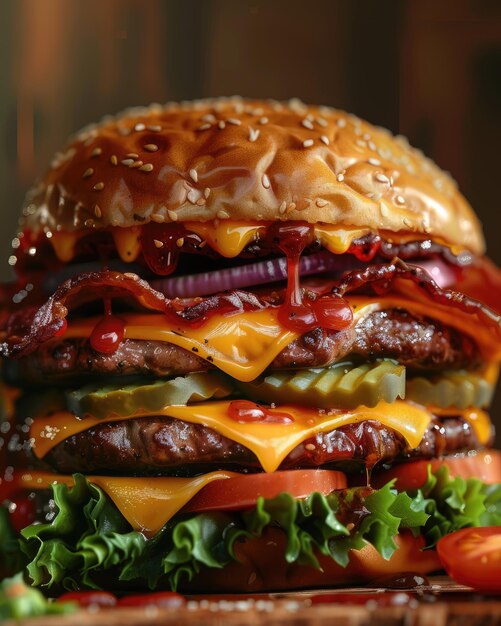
[6,577,501,626]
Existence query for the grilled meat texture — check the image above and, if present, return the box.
[45,415,486,476]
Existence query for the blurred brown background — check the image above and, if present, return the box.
[0,0,500,414]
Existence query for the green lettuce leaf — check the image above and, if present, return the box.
[15,467,501,591]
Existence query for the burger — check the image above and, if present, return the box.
[0,97,500,593]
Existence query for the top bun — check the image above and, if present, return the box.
[21,97,484,254]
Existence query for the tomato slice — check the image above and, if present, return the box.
[368,450,501,491]
[118,592,185,608]
[183,469,347,513]
[437,527,501,593]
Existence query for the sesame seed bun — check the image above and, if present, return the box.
[22,97,484,254]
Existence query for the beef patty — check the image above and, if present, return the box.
[6,309,478,386]
[45,414,487,476]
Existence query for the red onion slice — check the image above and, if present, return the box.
[151,252,357,298]
[151,254,458,298]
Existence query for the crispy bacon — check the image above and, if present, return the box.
[1,260,500,359]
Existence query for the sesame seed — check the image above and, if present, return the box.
[201,113,217,123]
[259,117,269,125]
[82,168,94,179]
[301,119,314,130]
[189,169,198,183]
[130,160,144,168]
[144,144,159,152]
[167,210,178,221]
[375,172,390,184]
[368,158,381,166]
[197,123,212,131]
[279,201,287,214]
[262,174,271,189]
[8,255,17,266]
[91,147,102,158]
[217,210,230,219]
[134,123,146,132]
[320,135,330,145]
[176,237,185,247]
[93,182,104,190]
[380,204,389,216]
[288,202,297,211]
[316,117,328,127]
[196,198,206,206]
[187,189,198,204]
[395,194,406,205]
[146,124,162,132]
[126,153,139,159]
[139,163,154,172]
[337,173,345,182]
[305,443,316,451]
[316,199,328,207]
[94,205,102,218]
[302,139,314,148]
[153,239,164,248]
[336,117,347,128]
[227,118,241,126]
[121,158,135,166]
[368,140,377,151]
[216,120,225,130]
[356,139,366,148]
[151,213,165,223]
[110,155,118,165]
[204,187,211,199]
[248,128,260,142]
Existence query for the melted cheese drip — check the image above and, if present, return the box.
[112,226,142,262]
[48,222,371,262]
[65,309,299,382]
[184,221,266,257]
[31,400,433,472]
[16,470,236,536]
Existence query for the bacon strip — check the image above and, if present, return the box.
[1,261,500,358]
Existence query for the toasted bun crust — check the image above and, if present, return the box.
[22,97,483,254]
[180,528,441,592]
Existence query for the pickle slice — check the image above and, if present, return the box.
[406,371,494,409]
[238,360,406,410]
[66,372,234,419]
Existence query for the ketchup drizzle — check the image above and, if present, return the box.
[273,223,353,333]
[90,298,125,354]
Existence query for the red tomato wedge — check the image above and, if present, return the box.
[368,450,501,491]
[437,527,501,593]
[183,469,347,513]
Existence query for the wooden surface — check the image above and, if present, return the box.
[6,577,501,626]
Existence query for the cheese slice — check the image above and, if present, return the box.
[31,400,433,472]
[65,309,299,382]
[48,222,371,262]
[15,470,237,536]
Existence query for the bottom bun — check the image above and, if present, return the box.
[179,528,441,592]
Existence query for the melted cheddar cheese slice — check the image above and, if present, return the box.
[16,470,237,536]
[49,222,370,262]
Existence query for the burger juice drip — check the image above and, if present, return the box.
[90,298,125,354]
[274,224,353,333]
